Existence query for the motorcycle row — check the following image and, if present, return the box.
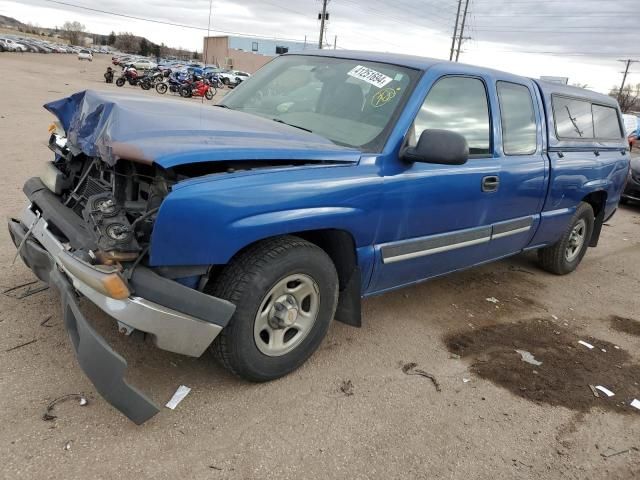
[104,65,220,100]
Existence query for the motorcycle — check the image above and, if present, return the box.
[139,69,164,91]
[155,74,186,95]
[115,66,142,87]
[179,77,216,100]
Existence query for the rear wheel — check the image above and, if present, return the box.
[205,88,215,100]
[155,82,168,94]
[538,202,594,275]
[115,77,125,87]
[179,86,191,98]
[208,236,339,382]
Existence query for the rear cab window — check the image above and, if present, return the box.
[496,81,537,155]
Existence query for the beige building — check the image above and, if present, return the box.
[203,35,309,73]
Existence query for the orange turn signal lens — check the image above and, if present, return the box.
[48,123,57,134]
[101,273,130,300]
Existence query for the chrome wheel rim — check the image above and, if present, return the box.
[565,219,586,262]
[253,274,320,357]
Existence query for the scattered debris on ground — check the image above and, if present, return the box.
[401,362,441,392]
[43,394,89,421]
[445,319,640,413]
[485,297,499,304]
[39,316,53,327]
[600,446,638,458]
[165,385,191,410]
[339,380,354,396]
[3,280,49,299]
[609,315,640,337]
[5,338,37,352]
[515,349,543,366]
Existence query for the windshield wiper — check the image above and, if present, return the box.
[272,118,312,133]
[565,106,583,137]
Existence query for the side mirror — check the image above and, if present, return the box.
[401,129,469,165]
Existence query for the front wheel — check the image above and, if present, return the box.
[156,82,168,94]
[205,88,215,100]
[538,202,594,275]
[179,86,191,98]
[208,236,339,381]
[115,77,125,87]
[140,81,151,90]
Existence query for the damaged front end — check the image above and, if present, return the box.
[8,129,236,424]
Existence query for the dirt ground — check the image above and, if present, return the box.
[1,53,639,480]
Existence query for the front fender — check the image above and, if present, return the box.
[148,164,382,266]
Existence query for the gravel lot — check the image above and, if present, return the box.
[1,53,639,480]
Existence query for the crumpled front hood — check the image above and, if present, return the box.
[44,90,361,168]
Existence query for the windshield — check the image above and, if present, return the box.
[220,55,418,150]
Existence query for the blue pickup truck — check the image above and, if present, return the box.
[9,51,629,423]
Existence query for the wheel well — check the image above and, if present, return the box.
[293,229,357,291]
[582,191,607,247]
[582,191,607,218]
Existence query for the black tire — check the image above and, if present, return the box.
[538,202,594,275]
[179,86,191,98]
[620,196,629,205]
[156,82,168,94]
[205,88,215,100]
[222,77,230,85]
[115,77,125,87]
[208,236,339,382]
[140,80,151,90]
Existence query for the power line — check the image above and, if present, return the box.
[39,0,309,43]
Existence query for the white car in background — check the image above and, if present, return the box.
[218,70,251,85]
[78,49,93,61]
[131,59,157,70]
[1,38,27,52]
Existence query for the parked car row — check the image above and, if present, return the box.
[0,34,111,54]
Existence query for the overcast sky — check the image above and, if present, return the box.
[2,0,638,93]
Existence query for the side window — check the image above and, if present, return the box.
[413,76,491,155]
[553,96,594,139]
[497,82,537,155]
[592,104,622,139]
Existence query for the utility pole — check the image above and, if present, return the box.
[318,0,329,49]
[449,0,462,61]
[333,35,337,50]
[455,0,470,62]
[617,59,638,97]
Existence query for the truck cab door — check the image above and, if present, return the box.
[482,78,547,259]
[370,74,499,293]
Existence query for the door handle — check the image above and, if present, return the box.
[482,176,500,192]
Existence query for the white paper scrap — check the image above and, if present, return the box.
[485,297,499,304]
[630,399,640,410]
[166,385,191,410]
[578,340,594,349]
[595,386,615,397]
[515,349,543,366]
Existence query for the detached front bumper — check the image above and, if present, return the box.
[8,205,235,424]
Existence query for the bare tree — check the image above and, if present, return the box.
[61,21,85,45]
[610,83,640,113]
[114,33,140,54]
